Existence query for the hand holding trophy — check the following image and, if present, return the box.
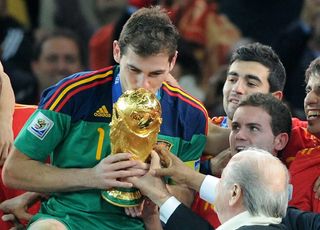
[102,88,162,207]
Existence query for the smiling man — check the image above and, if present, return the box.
[288,57,320,212]
[31,29,84,96]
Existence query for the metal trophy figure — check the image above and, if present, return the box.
[101,88,162,207]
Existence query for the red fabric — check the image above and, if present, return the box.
[191,117,224,229]
[0,104,39,229]
[281,118,318,168]
[128,0,153,8]
[89,23,115,70]
[289,145,320,212]
[192,193,221,228]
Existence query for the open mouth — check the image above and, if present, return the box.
[229,97,240,104]
[235,146,246,153]
[307,110,320,120]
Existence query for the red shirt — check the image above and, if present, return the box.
[0,104,38,229]
[288,120,320,212]
[281,118,314,168]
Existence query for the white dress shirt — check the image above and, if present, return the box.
[159,175,219,223]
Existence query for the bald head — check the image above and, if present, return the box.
[221,148,289,219]
[230,149,288,192]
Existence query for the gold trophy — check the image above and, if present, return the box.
[101,88,162,207]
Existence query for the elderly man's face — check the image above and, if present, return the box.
[214,166,232,224]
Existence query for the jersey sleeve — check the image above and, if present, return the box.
[14,109,71,162]
[177,104,208,172]
[13,75,79,161]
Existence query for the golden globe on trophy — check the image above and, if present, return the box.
[101,88,162,207]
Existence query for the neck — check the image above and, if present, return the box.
[219,206,245,224]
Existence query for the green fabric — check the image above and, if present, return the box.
[15,109,144,229]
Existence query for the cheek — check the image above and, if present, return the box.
[229,134,234,145]
[70,63,81,72]
[150,77,166,88]
[222,83,230,95]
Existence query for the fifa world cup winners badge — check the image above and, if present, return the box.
[101,88,162,207]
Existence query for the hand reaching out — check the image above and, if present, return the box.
[0,192,45,229]
[126,151,171,207]
[124,198,162,230]
[153,145,206,192]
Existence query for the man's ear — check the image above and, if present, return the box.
[274,133,289,153]
[271,91,283,100]
[113,40,121,64]
[169,51,178,72]
[229,184,241,206]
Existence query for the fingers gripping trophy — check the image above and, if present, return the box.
[102,88,162,207]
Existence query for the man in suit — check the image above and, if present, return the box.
[130,147,288,230]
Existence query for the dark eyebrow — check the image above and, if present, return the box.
[245,74,263,83]
[246,122,262,128]
[150,69,166,75]
[127,64,141,71]
[306,84,320,92]
[127,64,166,75]
[227,71,239,77]
[231,121,239,127]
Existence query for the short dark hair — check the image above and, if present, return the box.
[230,43,286,93]
[305,57,320,83]
[238,93,292,137]
[33,29,84,65]
[118,6,179,61]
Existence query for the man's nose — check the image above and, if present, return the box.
[235,128,247,140]
[137,75,150,89]
[232,80,245,94]
[305,90,319,106]
[57,58,69,72]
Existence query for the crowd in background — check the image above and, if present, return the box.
[2,0,316,119]
[1,1,320,229]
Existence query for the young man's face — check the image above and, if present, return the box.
[304,75,320,137]
[223,60,271,120]
[229,106,280,156]
[113,42,176,94]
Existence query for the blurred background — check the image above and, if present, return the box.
[1,0,315,119]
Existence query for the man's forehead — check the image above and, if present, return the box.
[233,106,270,123]
[229,60,270,78]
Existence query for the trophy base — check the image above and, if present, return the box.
[101,187,143,207]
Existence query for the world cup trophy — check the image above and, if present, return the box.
[101,88,162,207]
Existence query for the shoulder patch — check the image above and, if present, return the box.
[27,112,54,140]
